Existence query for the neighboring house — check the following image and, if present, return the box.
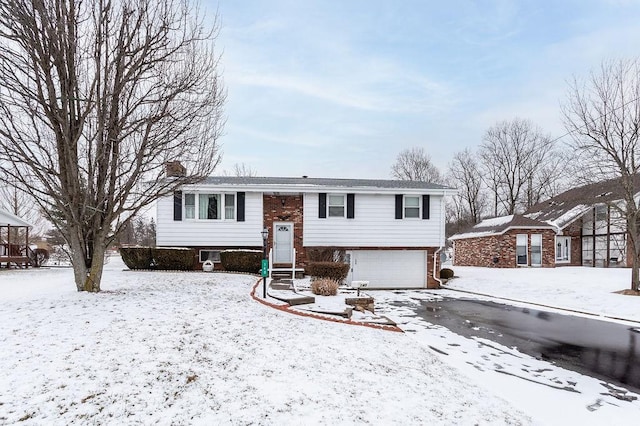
[450,176,640,268]
[0,208,33,268]
[156,165,455,289]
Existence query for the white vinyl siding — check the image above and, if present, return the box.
[156,192,263,246]
[304,193,444,247]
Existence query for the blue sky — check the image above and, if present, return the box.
[206,0,640,179]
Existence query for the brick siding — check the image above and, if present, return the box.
[453,229,556,268]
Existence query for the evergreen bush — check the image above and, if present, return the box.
[440,268,454,279]
[120,247,153,269]
[153,247,195,270]
[220,250,262,273]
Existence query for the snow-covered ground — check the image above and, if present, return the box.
[370,265,640,426]
[3,260,640,425]
[0,258,527,425]
[444,265,640,322]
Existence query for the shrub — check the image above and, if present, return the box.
[120,247,153,269]
[220,250,262,273]
[306,247,347,262]
[153,247,195,270]
[440,268,454,279]
[306,261,350,282]
[29,248,49,268]
[311,278,339,296]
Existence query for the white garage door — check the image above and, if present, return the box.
[347,250,427,289]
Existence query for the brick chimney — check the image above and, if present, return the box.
[165,161,186,177]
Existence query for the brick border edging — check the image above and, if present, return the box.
[250,279,403,333]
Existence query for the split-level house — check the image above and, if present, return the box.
[450,175,640,268]
[156,166,455,289]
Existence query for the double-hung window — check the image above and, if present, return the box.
[516,234,528,266]
[185,194,196,219]
[328,194,345,217]
[404,196,420,218]
[225,194,235,219]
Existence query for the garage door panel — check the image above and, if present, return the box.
[349,250,426,289]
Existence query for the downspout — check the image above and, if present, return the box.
[432,194,445,288]
[433,247,443,288]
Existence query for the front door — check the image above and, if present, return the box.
[274,222,293,263]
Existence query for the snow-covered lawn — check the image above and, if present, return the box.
[444,266,640,322]
[0,258,526,425]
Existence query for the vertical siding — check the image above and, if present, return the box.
[303,193,444,247]
[156,192,263,246]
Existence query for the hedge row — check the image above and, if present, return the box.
[120,247,194,270]
[220,250,262,273]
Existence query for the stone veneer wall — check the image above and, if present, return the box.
[263,194,306,267]
[453,229,556,268]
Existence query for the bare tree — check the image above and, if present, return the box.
[0,182,48,238]
[446,148,487,225]
[563,58,640,291]
[391,147,443,183]
[0,0,225,291]
[479,118,562,215]
[222,162,257,177]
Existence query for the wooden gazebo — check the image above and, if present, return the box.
[0,208,33,268]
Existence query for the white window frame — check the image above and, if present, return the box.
[555,236,570,263]
[184,192,236,221]
[199,250,221,263]
[530,234,542,267]
[327,194,346,218]
[404,195,421,219]
[516,234,528,266]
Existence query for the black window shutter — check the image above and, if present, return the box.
[237,192,245,222]
[347,193,355,219]
[173,191,182,221]
[395,194,403,219]
[422,195,430,220]
[319,193,327,218]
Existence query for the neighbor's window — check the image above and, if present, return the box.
[328,194,345,217]
[404,196,420,218]
[185,193,196,219]
[516,234,528,266]
[556,236,570,262]
[530,234,542,266]
[199,250,221,263]
[225,194,235,219]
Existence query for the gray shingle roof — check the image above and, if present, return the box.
[449,214,553,240]
[200,176,453,190]
[524,174,640,229]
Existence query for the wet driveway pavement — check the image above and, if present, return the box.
[414,297,640,393]
[375,290,640,401]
